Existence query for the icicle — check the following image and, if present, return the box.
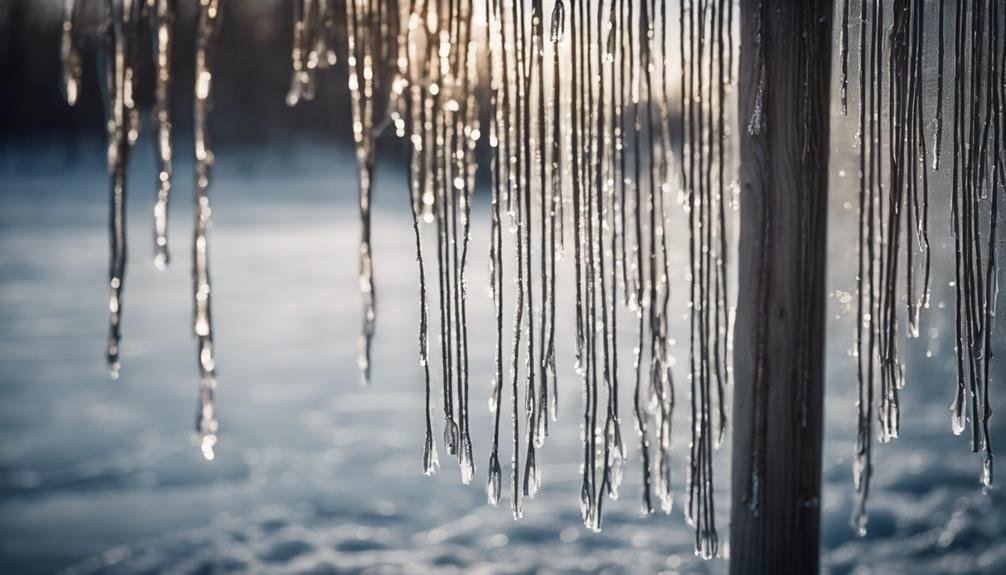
[570,0,586,374]
[852,0,881,535]
[947,0,1001,491]
[902,0,930,341]
[572,0,596,530]
[439,151,458,458]
[615,0,629,309]
[546,0,564,425]
[874,0,908,445]
[287,0,317,106]
[516,0,540,501]
[603,0,624,506]
[345,0,378,387]
[61,0,85,106]
[839,0,849,116]
[591,0,615,524]
[423,428,439,476]
[151,0,175,271]
[192,0,222,462]
[404,0,436,477]
[523,442,541,498]
[500,0,524,520]
[586,0,601,531]
[487,450,502,505]
[531,0,555,449]
[982,0,1003,492]
[933,0,946,171]
[647,0,663,514]
[486,0,508,505]
[104,0,143,381]
[628,0,653,518]
[453,0,477,486]
[713,0,730,447]
[285,2,344,110]
[681,0,728,558]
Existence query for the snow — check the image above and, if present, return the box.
[0,142,1001,574]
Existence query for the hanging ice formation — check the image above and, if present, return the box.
[285,0,734,554]
[679,0,733,558]
[343,0,381,387]
[99,0,143,382]
[285,0,338,107]
[60,0,223,460]
[152,0,176,271]
[59,0,739,556]
[839,0,1004,535]
[286,0,382,388]
[193,0,223,461]
[56,0,1006,558]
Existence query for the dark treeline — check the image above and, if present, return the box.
[0,0,357,148]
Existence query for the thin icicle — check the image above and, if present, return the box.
[591,0,614,525]
[192,0,222,462]
[840,0,850,116]
[345,0,378,387]
[104,0,143,381]
[630,0,653,519]
[852,0,882,536]
[457,3,478,485]
[403,0,436,477]
[933,0,946,171]
[61,0,86,106]
[151,0,175,270]
[287,0,316,106]
[517,0,540,501]
[546,0,564,425]
[486,0,507,504]
[532,0,549,456]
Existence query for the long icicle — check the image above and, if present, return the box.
[151,0,175,270]
[104,0,142,381]
[630,0,654,519]
[852,0,881,536]
[192,0,222,461]
[486,0,505,506]
[681,0,726,557]
[546,0,564,428]
[345,0,378,387]
[404,0,438,478]
[507,0,526,519]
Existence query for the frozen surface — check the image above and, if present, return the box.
[0,143,1002,574]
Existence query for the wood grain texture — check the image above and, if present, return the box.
[730,0,832,572]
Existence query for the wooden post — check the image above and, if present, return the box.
[730,0,832,572]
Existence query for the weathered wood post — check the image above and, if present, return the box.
[730,0,833,572]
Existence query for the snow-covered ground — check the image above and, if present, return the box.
[0,143,1002,574]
